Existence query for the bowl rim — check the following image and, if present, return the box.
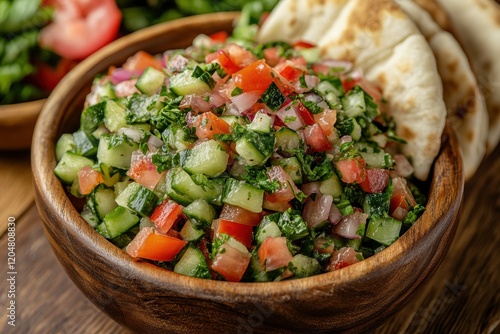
[31,12,464,299]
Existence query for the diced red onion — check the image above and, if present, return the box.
[225,102,242,116]
[333,212,368,239]
[231,91,261,114]
[393,154,414,178]
[114,79,139,97]
[147,135,163,152]
[180,95,212,113]
[328,203,343,225]
[276,102,305,130]
[391,206,408,221]
[209,91,227,108]
[302,194,333,228]
[303,93,329,110]
[110,68,142,85]
[370,133,388,148]
[294,75,320,93]
[301,182,321,196]
[339,135,353,145]
[321,59,353,74]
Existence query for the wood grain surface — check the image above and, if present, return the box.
[0,145,498,333]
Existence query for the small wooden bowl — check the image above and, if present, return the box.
[0,99,45,150]
[31,12,464,333]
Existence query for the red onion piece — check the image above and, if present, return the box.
[276,102,305,130]
[180,95,212,113]
[110,68,142,85]
[114,79,139,97]
[231,91,261,114]
[328,204,343,225]
[393,154,414,178]
[302,193,333,228]
[301,182,321,196]
[147,135,163,152]
[333,212,368,239]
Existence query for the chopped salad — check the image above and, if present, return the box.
[54,21,426,282]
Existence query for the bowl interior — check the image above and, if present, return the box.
[31,12,464,333]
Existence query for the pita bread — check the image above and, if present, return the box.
[422,0,500,153]
[259,0,447,181]
[397,1,489,180]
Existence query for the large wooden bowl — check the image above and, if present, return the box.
[31,12,464,333]
[0,98,45,150]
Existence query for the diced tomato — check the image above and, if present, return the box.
[258,237,293,272]
[211,240,251,282]
[213,219,253,249]
[149,200,184,234]
[209,31,228,43]
[39,0,121,60]
[390,177,417,220]
[217,50,241,76]
[77,166,104,195]
[262,198,292,212]
[123,51,162,72]
[359,169,389,193]
[31,58,79,91]
[313,108,337,136]
[233,59,275,93]
[335,158,366,184]
[265,165,302,203]
[275,60,306,83]
[192,112,231,140]
[219,204,262,226]
[126,227,187,262]
[296,101,316,126]
[263,47,282,67]
[293,40,316,49]
[341,77,359,93]
[127,150,164,191]
[304,123,332,152]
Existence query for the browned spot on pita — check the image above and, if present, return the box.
[407,97,416,109]
[346,0,404,34]
[447,60,458,73]
[414,0,453,31]
[425,132,439,155]
[491,104,500,126]
[288,17,298,29]
[454,92,476,120]
[401,125,416,141]
[467,129,474,142]
[397,61,411,73]
[377,73,387,86]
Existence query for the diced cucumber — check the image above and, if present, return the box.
[91,184,118,220]
[182,198,216,229]
[54,152,94,185]
[315,79,343,108]
[72,129,98,157]
[277,209,309,241]
[298,47,320,63]
[366,216,402,246]
[174,246,211,279]
[247,111,272,133]
[169,69,212,96]
[103,99,127,132]
[100,163,121,187]
[319,173,343,199]
[170,167,223,205]
[261,82,286,111]
[272,156,303,184]
[228,157,248,180]
[91,124,110,140]
[182,140,229,177]
[115,182,159,216]
[222,178,264,213]
[81,204,100,228]
[354,142,387,168]
[235,130,275,166]
[97,134,138,169]
[255,217,282,246]
[220,115,248,128]
[162,125,196,151]
[342,89,366,118]
[55,133,75,161]
[101,206,140,239]
[289,254,321,278]
[346,222,367,251]
[335,117,362,141]
[80,101,105,135]
[275,127,301,157]
[135,66,166,95]
[179,220,205,242]
[156,168,192,206]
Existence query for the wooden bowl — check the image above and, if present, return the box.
[31,12,464,333]
[0,98,45,150]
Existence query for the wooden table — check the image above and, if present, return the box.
[0,146,498,333]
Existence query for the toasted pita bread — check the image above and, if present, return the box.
[259,0,447,181]
[421,0,500,153]
[397,0,489,180]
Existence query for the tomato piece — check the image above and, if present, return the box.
[209,31,228,43]
[359,169,390,194]
[265,165,301,203]
[390,177,417,220]
[296,101,316,126]
[39,0,122,60]
[304,123,332,152]
[127,150,164,191]
[77,166,104,195]
[192,112,231,140]
[217,50,241,76]
[126,227,187,262]
[233,59,275,93]
[213,219,253,249]
[313,108,337,136]
[328,247,361,271]
[276,62,305,82]
[219,204,262,226]
[263,47,282,67]
[211,239,251,282]
[293,40,316,49]
[335,158,366,184]
[258,237,293,272]
[123,51,162,72]
[31,58,79,91]
[149,200,184,234]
